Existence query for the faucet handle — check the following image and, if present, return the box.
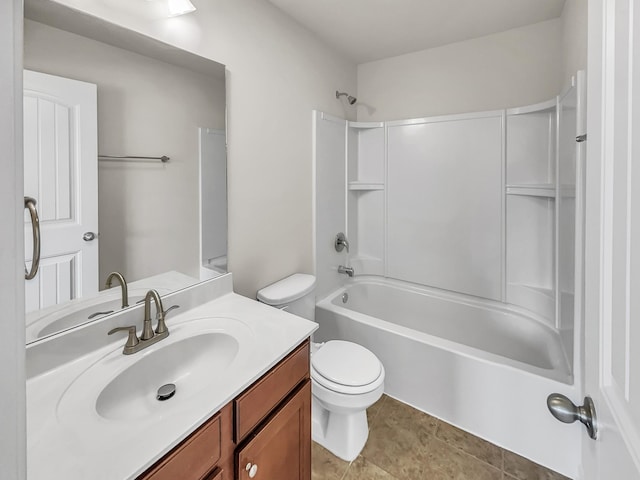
[335,232,350,253]
[155,305,178,335]
[108,326,140,349]
[163,305,180,317]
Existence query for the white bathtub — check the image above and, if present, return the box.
[315,277,580,478]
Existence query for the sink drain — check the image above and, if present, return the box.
[157,383,176,401]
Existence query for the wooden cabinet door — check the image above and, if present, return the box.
[236,381,311,480]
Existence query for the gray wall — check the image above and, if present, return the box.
[43,0,359,298]
[357,19,564,121]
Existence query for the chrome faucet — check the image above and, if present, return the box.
[335,232,350,253]
[105,271,129,308]
[338,265,354,277]
[142,289,166,340]
[108,289,174,355]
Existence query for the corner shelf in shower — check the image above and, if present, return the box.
[348,182,385,191]
[506,184,556,198]
[347,121,384,129]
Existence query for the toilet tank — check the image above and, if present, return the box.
[256,274,317,321]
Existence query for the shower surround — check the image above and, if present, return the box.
[313,73,584,478]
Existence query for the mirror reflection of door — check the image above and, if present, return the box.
[23,70,99,313]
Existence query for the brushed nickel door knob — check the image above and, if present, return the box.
[547,393,598,439]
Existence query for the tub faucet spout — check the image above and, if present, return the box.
[338,265,354,277]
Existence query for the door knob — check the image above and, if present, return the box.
[83,231,97,241]
[547,393,597,440]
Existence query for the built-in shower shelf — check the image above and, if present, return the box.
[348,121,384,129]
[348,182,385,191]
[506,184,556,198]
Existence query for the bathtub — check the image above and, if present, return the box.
[315,277,580,478]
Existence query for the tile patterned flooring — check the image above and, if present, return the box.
[312,395,571,480]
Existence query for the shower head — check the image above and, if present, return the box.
[336,90,357,105]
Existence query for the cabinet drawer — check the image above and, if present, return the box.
[141,414,221,480]
[234,339,309,442]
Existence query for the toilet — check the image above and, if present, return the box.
[257,274,385,462]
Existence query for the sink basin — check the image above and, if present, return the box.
[96,332,238,421]
[56,316,256,427]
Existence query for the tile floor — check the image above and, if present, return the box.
[312,395,570,480]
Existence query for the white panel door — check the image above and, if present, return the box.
[581,0,640,477]
[23,70,98,312]
[386,114,504,300]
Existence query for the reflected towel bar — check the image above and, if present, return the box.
[98,155,170,163]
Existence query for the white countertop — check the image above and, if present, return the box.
[26,283,317,480]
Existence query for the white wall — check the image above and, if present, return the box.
[0,0,26,478]
[24,20,225,284]
[561,0,588,83]
[356,19,564,121]
[44,0,358,298]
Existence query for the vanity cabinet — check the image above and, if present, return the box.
[137,339,310,480]
[236,381,311,480]
[138,403,234,480]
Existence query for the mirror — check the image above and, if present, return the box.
[22,2,226,343]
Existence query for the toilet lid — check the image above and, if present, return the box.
[311,340,382,387]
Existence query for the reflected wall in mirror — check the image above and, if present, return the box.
[22,11,226,343]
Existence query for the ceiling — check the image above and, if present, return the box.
[24,0,226,78]
[266,0,567,64]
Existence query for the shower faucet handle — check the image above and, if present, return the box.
[335,232,350,253]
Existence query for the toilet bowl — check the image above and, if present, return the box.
[310,340,385,461]
[257,274,385,462]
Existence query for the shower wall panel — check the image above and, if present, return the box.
[557,81,580,369]
[314,111,347,300]
[386,114,504,300]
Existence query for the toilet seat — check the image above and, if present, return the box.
[311,340,384,394]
